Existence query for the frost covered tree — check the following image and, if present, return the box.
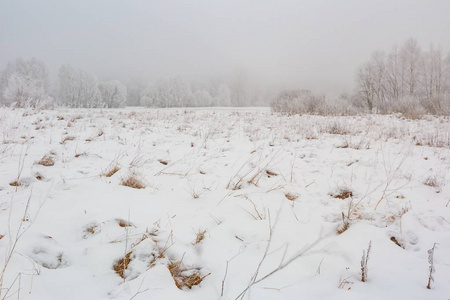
[230,68,252,106]
[215,84,232,106]
[126,81,145,106]
[141,78,237,107]
[58,64,101,107]
[400,38,421,96]
[98,80,127,108]
[355,38,450,115]
[0,58,50,107]
[385,45,405,100]
[141,77,192,107]
[193,89,213,107]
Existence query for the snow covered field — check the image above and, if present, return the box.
[1,107,450,300]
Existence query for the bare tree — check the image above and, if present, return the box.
[356,60,376,112]
[385,45,405,100]
[400,38,421,96]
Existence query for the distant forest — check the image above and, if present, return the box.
[1,38,449,117]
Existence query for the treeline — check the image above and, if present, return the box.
[2,38,449,115]
[272,38,450,117]
[0,60,269,108]
[0,60,127,108]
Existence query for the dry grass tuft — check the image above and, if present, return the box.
[337,212,350,235]
[37,155,55,167]
[60,136,76,144]
[285,192,298,201]
[337,221,350,235]
[266,170,278,177]
[333,188,353,199]
[167,261,210,290]
[86,129,104,142]
[116,219,134,227]
[74,152,87,158]
[158,159,169,165]
[423,175,443,193]
[390,236,404,248]
[84,223,100,236]
[121,176,145,189]
[9,181,19,187]
[423,175,439,187]
[192,229,207,245]
[104,164,120,177]
[113,252,132,279]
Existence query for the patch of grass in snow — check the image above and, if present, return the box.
[332,187,353,200]
[113,252,132,279]
[37,155,55,166]
[120,175,145,189]
[167,261,210,290]
[104,164,120,177]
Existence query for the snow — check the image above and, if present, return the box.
[0,107,450,300]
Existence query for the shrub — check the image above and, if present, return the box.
[271,90,356,116]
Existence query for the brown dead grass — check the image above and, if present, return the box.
[337,222,350,235]
[285,192,298,201]
[104,165,120,177]
[74,152,87,158]
[121,176,145,189]
[192,229,207,245]
[85,223,100,236]
[333,188,353,199]
[266,170,278,177]
[60,136,76,144]
[390,236,404,248]
[37,155,55,167]
[86,129,104,142]
[167,261,210,290]
[116,219,134,227]
[423,175,440,188]
[113,252,132,279]
[423,175,443,193]
[158,159,169,165]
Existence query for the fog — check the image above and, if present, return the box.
[1,0,449,95]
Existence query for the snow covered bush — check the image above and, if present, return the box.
[271,90,355,115]
[388,96,427,119]
[271,90,315,115]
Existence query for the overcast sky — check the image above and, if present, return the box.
[1,0,449,94]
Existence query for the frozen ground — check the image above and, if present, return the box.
[0,107,449,300]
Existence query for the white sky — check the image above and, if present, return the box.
[1,0,449,94]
